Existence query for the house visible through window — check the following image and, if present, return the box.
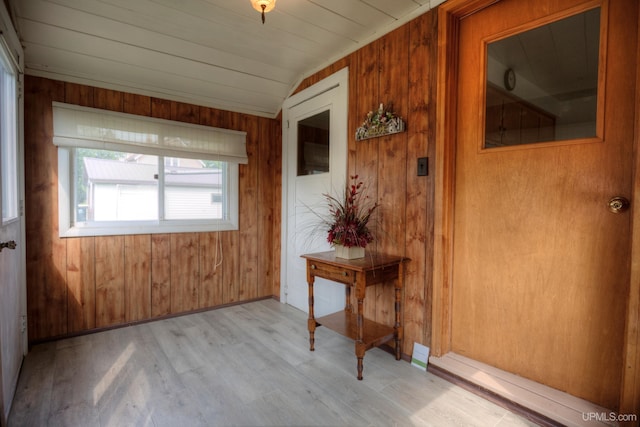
[76,149,226,223]
[54,102,246,237]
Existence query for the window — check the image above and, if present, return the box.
[54,103,246,237]
[484,7,601,149]
[297,110,330,176]
[0,45,18,224]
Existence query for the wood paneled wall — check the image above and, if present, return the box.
[24,76,281,343]
[25,10,437,354]
[293,11,438,356]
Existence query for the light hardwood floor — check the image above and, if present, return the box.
[8,299,538,426]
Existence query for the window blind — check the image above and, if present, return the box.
[52,102,248,164]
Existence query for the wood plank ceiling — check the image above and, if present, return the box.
[8,0,445,117]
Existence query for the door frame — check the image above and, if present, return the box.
[280,67,349,304]
[432,0,640,414]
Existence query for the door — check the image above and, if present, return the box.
[451,0,635,410]
[281,69,348,317]
[0,44,25,424]
[0,211,23,425]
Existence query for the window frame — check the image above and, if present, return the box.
[58,147,240,237]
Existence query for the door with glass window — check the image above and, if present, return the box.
[451,0,636,409]
[0,43,25,423]
[283,71,348,316]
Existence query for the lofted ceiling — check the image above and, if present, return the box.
[7,0,445,118]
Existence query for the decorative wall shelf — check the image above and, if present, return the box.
[356,104,406,141]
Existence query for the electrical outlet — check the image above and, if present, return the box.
[417,157,428,176]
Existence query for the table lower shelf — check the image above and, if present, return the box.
[316,311,396,351]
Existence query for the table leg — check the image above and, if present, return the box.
[394,263,404,361]
[308,275,316,351]
[356,298,365,380]
[356,347,365,380]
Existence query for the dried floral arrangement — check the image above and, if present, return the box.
[324,175,379,248]
[304,175,378,248]
[356,103,405,141]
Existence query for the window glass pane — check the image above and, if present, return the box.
[75,148,158,222]
[297,110,330,176]
[485,8,600,148]
[164,157,226,220]
[1,55,17,222]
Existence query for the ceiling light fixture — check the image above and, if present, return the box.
[250,0,276,24]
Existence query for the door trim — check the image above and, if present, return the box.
[280,67,349,304]
[622,8,640,415]
[433,0,640,414]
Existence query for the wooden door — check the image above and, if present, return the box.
[450,0,636,409]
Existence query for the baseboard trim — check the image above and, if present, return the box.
[428,353,617,427]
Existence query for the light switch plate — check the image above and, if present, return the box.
[417,157,428,176]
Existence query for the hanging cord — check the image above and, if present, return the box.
[213,227,223,271]
[212,149,224,271]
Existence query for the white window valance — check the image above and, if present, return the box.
[52,102,248,164]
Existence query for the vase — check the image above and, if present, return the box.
[334,244,365,260]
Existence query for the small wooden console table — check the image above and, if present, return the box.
[301,251,408,380]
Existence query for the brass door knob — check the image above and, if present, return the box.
[0,240,17,252]
[608,196,630,214]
